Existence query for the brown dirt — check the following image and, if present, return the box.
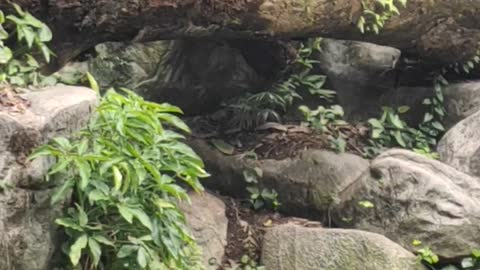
[189,116,370,160]
[215,196,322,269]
[0,86,30,114]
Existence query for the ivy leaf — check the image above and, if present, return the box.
[432,121,445,131]
[388,113,404,129]
[423,113,434,123]
[0,46,12,64]
[69,234,88,266]
[394,131,406,147]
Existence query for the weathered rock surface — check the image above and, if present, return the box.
[315,39,402,121]
[189,139,369,218]
[0,86,97,270]
[443,81,480,129]
[438,110,480,177]
[180,192,228,270]
[88,40,263,115]
[334,149,480,258]
[262,223,423,270]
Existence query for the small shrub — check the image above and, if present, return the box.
[0,4,55,86]
[243,168,280,211]
[365,106,434,157]
[30,87,208,269]
[226,38,335,130]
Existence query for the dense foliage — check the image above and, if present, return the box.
[0,4,55,86]
[31,87,207,269]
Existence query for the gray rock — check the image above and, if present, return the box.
[438,110,480,177]
[180,192,228,270]
[315,39,401,121]
[189,139,369,218]
[334,149,480,258]
[443,81,480,129]
[0,86,97,270]
[262,223,423,270]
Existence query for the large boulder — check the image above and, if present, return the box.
[0,86,97,270]
[334,149,480,258]
[180,192,228,270]
[443,81,480,129]
[315,39,402,121]
[262,223,423,270]
[315,39,436,125]
[438,110,480,177]
[189,139,369,218]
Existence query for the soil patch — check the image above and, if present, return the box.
[215,195,321,269]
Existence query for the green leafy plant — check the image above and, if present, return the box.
[224,254,265,270]
[299,105,347,134]
[226,38,335,130]
[357,0,408,34]
[0,4,56,87]
[365,106,434,157]
[299,104,348,153]
[30,85,208,269]
[243,168,280,211]
[419,74,447,143]
[413,241,480,270]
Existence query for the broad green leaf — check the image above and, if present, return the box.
[88,238,102,266]
[76,204,88,227]
[432,121,445,131]
[51,179,74,205]
[55,218,83,232]
[117,245,138,258]
[130,208,153,231]
[0,46,12,64]
[117,204,133,223]
[137,247,148,268]
[69,234,88,266]
[86,72,100,93]
[394,131,406,147]
[423,113,434,123]
[49,158,71,175]
[92,235,114,246]
[38,24,53,42]
[397,106,410,114]
[211,139,235,155]
[368,119,384,129]
[112,166,123,191]
[472,248,480,258]
[157,113,190,133]
[0,25,8,40]
[388,113,404,129]
[371,128,383,139]
[75,159,91,190]
[22,26,35,48]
